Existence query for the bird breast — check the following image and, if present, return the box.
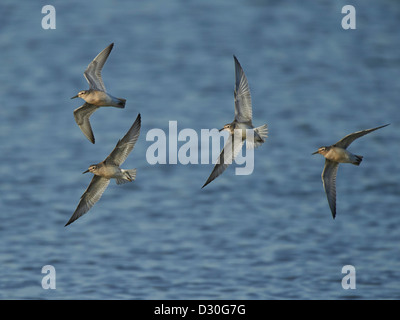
[325,147,353,163]
[233,123,254,139]
[84,91,112,106]
[95,165,121,179]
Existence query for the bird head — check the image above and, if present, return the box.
[83,164,97,174]
[219,124,233,133]
[71,90,89,99]
[312,146,330,156]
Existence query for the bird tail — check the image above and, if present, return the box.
[116,169,136,185]
[246,124,268,149]
[116,98,126,108]
[256,124,268,141]
[353,155,363,166]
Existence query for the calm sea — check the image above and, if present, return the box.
[0,0,399,299]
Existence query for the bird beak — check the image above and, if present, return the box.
[71,95,79,99]
[219,128,224,132]
[82,169,90,174]
[312,150,319,155]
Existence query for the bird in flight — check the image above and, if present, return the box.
[312,124,389,218]
[202,56,268,189]
[72,43,126,144]
[65,114,141,226]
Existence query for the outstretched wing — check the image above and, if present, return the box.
[233,55,253,124]
[65,176,110,226]
[202,133,245,188]
[84,43,114,92]
[105,113,141,166]
[322,159,339,219]
[334,124,390,149]
[73,103,99,144]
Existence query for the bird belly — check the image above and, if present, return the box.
[234,123,254,140]
[325,147,353,163]
[85,91,113,106]
[96,165,121,179]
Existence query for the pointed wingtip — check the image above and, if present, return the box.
[135,113,141,127]
[86,134,95,144]
[65,211,81,227]
[201,180,209,189]
[65,214,79,226]
[202,173,215,188]
[375,123,390,130]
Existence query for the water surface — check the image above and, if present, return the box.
[0,0,399,299]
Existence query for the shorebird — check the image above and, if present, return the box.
[202,55,268,188]
[72,43,126,144]
[65,114,141,226]
[312,124,389,218]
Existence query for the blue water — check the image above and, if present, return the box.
[1,0,400,300]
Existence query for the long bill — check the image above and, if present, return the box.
[82,169,90,174]
[71,95,79,99]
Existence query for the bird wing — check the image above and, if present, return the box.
[334,124,390,149]
[73,103,99,144]
[105,113,141,166]
[83,43,114,92]
[322,159,339,219]
[233,55,253,124]
[202,132,245,188]
[65,176,110,226]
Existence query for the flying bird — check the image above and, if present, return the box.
[312,124,389,218]
[202,55,268,188]
[65,114,141,226]
[72,43,126,144]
